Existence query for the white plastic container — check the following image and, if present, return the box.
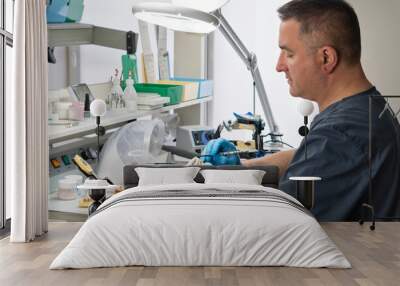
[56,102,72,120]
[124,74,138,113]
[109,69,124,110]
[58,109,69,120]
[58,179,77,200]
[68,102,84,121]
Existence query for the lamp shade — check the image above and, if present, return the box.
[90,99,107,117]
[133,0,230,13]
[132,2,220,33]
[171,0,230,12]
[297,100,314,117]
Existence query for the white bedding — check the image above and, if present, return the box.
[50,183,351,269]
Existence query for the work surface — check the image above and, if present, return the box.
[0,222,399,286]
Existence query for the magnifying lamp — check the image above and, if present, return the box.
[90,99,107,160]
[132,0,282,150]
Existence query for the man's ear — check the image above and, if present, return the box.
[318,46,338,74]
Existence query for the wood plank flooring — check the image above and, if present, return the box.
[0,222,399,286]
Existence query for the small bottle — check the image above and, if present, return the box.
[106,76,112,109]
[124,71,138,113]
[110,68,124,110]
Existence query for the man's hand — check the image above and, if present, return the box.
[202,138,240,166]
[241,149,296,178]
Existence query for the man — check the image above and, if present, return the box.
[243,0,400,220]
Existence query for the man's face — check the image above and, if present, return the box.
[276,20,322,100]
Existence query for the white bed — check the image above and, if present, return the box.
[50,183,351,269]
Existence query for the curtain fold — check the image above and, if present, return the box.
[9,0,49,242]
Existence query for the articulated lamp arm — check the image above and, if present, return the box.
[212,9,280,136]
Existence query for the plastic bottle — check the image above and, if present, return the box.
[124,71,138,113]
[109,68,124,110]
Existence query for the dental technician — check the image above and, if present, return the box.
[243,0,400,220]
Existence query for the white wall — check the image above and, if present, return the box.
[212,0,400,147]
[348,0,400,95]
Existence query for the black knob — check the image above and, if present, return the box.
[298,126,309,137]
[95,126,106,136]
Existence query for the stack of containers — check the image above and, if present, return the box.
[134,83,183,106]
[157,80,199,102]
[118,51,212,105]
[171,78,214,99]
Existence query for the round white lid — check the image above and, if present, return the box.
[58,179,77,189]
[77,179,118,190]
[64,175,83,184]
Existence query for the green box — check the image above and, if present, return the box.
[121,54,139,90]
[134,83,183,105]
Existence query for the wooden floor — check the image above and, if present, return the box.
[0,222,399,286]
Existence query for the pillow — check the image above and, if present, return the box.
[200,169,266,185]
[136,167,200,186]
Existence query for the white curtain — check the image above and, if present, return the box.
[8,0,49,242]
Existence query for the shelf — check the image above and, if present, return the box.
[48,96,212,145]
[47,23,138,53]
[48,192,88,215]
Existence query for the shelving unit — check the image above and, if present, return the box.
[47,24,212,216]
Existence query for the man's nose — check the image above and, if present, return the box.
[276,53,287,72]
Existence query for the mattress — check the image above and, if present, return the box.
[50,183,351,269]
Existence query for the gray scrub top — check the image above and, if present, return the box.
[279,87,400,221]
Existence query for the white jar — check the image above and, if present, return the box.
[58,109,69,120]
[56,102,72,120]
[58,179,77,200]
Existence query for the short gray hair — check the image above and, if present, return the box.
[278,0,361,66]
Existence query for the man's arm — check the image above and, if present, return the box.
[241,149,296,177]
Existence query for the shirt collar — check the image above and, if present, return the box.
[310,86,378,129]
